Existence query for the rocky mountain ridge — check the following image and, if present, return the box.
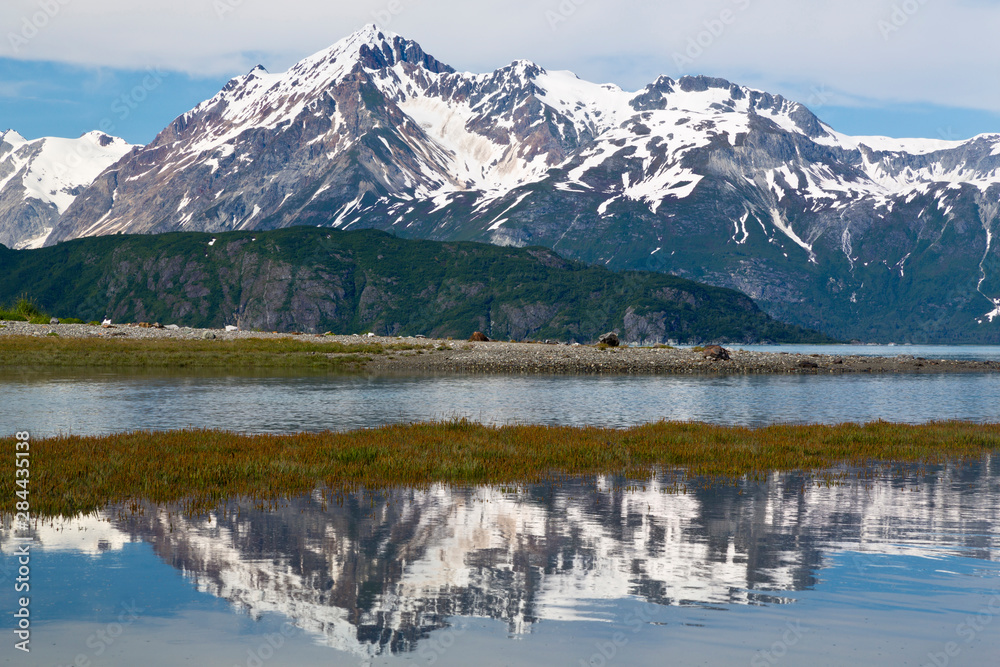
[9,25,1000,341]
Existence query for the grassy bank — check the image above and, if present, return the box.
[0,297,76,325]
[0,335,424,369]
[3,421,998,517]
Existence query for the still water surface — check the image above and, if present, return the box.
[2,462,998,665]
[3,348,999,664]
[3,370,1000,437]
[737,344,1000,361]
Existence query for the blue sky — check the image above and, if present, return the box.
[2,0,999,145]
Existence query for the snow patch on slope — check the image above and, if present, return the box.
[1,130,132,213]
[823,131,966,156]
[397,95,546,194]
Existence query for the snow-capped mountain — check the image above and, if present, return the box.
[46,25,836,240]
[0,130,132,248]
[37,26,1000,341]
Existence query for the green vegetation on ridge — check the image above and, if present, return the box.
[0,227,834,344]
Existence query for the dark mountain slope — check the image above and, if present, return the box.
[0,227,832,343]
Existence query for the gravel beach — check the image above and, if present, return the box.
[2,320,998,375]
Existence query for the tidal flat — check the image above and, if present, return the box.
[3,322,1000,375]
[3,420,999,518]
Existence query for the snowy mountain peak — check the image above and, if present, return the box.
[47,26,1000,245]
[29,27,1000,341]
[79,130,128,148]
[179,25,461,155]
[345,22,396,49]
[504,59,545,77]
[294,24,453,80]
[1,129,28,147]
[0,129,131,249]
[302,23,397,69]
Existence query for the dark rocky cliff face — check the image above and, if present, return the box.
[0,227,831,343]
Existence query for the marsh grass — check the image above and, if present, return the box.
[3,420,998,517]
[0,296,47,322]
[0,335,427,369]
[0,296,87,324]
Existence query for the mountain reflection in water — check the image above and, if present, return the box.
[12,460,997,662]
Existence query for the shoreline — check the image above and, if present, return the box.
[2,320,999,375]
[3,420,998,518]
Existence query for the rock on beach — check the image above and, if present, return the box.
[1,321,998,376]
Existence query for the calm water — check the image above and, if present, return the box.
[3,370,1000,437]
[3,463,999,666]
[3,349,999,664]
[737,344,1000,361]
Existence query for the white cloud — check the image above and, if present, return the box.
[2,0,999,112]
